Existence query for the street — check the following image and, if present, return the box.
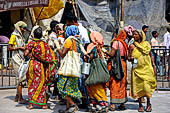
[0,89,170,113]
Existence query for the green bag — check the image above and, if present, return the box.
[85,58,110,85]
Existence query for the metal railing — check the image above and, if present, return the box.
[151,46,170,90]
[0,44,170,90]
[0,43,16,89]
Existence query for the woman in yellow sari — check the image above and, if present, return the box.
[128,30,157,112]
[86,31,108,112]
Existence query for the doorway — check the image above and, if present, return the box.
[0,11,11,38]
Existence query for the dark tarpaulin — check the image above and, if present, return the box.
[0,0,49,11]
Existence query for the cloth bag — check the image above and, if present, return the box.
[57,39,81,77]
[85,57,110,85]
[109,41,124,81]
[18,60,30,82]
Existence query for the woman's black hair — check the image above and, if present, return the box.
[66,13,78,22]
[34,27,42,39]
[49,20,59,34]
[152,31,157,37]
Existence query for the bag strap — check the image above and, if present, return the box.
[117,41,126,61]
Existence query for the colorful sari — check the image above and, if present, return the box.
[57,37,82,99]
[130,31,157,99]
[26,39,56,106]
[107,30,128,104]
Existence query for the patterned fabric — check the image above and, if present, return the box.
[65,25,79,38]
[26,39,56,106]
[57,30,82,99]
[57,75,82,99]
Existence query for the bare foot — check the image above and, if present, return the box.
[42,105,48,109]
[26,104,33,109]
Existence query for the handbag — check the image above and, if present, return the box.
[109,41,124,81]
[57,39,81,77]
[85,50,110,85]
[18,59,30,82]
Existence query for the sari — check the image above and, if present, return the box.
[26,39,56,106]
[57,25,82,99]
[107,30,128,104]
[87,31,108,106]
[57,38,82,99]
[130,31,157,99]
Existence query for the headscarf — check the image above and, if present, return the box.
[134,30,151,54]
[115,29,128,58]
[14,21,27,35]
[124,25,135,36]
[65,25,79,38]
[12,21,27,43]
[87,31,104,53]
[28,25,39,42]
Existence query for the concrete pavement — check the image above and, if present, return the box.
[0,89,170,113]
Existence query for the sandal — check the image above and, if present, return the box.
[118,105,126,110]
[138,106,144,112]
[146,104,152,112]
[66,104,79,113]
[26,105,33,109]
[58,109,66,113]
[18,99,27,104]
[109,106,115,111]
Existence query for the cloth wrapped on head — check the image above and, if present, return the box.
[14,21,27,35]
[66,25,79,38]
[87,31,104,54]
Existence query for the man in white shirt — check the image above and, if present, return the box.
[65,14,90,46]
[151,31,159,46]
[163,26,170,49]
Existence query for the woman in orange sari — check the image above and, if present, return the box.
[104,29,128,111]
[24,27,56,109]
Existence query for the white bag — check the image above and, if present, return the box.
[57,37,81,77]
[18,60,30,82]
[57,51,81,77]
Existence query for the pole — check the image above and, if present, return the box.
[120,0,124,28]
[72,0,77,17]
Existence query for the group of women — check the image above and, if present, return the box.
[9,20,157,113]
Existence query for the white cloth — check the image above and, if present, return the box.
[151,37,159,46]
[58,36,65,46]
[78,23,90,45]
[163,31,170,49]
[48,32,57,49]
[2,46,8,67]
[11,30,25,65]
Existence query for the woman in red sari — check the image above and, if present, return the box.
[24,27,56,109]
